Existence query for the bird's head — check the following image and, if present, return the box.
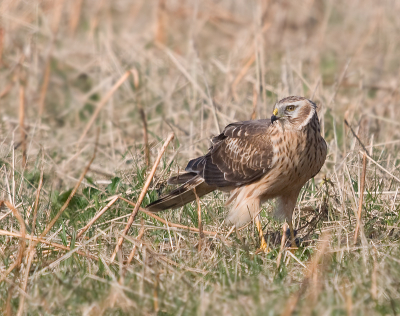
[271,96,317,130]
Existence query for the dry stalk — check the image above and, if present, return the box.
[17,152,44,316]
[68,0,83,35]
[119,218,145,285]
[225,225,235,239]
[155,0,167,44]
[38,60,50,116]
[344,119,371,157]
[276,223,288,269]
[77,195,119,239]
[354,152,367,243]
[0,229,98,261]
[363,151,400,183]
[51,0,66,35]
[125,219,145,267]
[0,202,26,283]
[110,133,174,262]
[17,249,34,316]
[0,27,3,65]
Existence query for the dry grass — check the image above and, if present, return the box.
[1,0,400,315]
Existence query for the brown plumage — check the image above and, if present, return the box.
[146,96,327,231]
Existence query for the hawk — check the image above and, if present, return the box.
[147,96,327,250]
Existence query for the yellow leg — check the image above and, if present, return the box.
[255,215,269,253]
[276,222,288,268]
[288,220,297,250]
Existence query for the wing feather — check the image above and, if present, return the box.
[186,119,274,187]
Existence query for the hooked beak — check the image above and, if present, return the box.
[271,108,280,123]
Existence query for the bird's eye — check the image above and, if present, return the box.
[286,105,295,111]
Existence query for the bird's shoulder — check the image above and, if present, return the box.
[186,119,276,187]
[211,119,273,144]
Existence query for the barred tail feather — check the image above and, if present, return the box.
[146,176,216,212]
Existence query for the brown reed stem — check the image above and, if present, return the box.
[68,0,83,35]
[17,152,44,315]
[38,60,50,116]
[0,229,98,261]
[77,195,119,239]
[1,202,26,283]
[110,133,174,262]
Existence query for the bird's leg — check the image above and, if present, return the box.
[255,215,269,253]
[288,219,297,250]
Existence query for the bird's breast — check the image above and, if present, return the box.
[258,127,326,198]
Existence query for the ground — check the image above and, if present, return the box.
[1,0,400,315]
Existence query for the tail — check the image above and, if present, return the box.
[146,175,216,212]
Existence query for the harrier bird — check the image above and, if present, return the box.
[147,96,327,250]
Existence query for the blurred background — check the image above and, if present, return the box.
[1,0,399,175]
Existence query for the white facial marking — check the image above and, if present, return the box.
[278,99,315,130]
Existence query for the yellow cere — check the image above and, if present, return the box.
[273,108,278,116]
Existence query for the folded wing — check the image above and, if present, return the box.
[146,119,275,212]
[186,119,274,187]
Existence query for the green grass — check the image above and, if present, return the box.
[1,0,400,315]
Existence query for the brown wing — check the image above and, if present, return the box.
[185,119,274,187]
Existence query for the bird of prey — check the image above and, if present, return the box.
[146,96,327,250]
